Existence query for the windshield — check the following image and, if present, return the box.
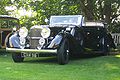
[50,15,83,27]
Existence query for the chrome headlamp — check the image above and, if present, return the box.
[39,37,45,46]
[41,27,51,38]
[37,37,45,50]
[19,27,28,38]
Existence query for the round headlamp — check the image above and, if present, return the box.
[41,27,51,38]
[39,37,45,46]
[19,27,28,37]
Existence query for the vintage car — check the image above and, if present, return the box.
[0,15,19,51]
[6,15,115,65]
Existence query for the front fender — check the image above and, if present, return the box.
[9,33,25,49]
[48,34,63,48]
[48,31,72,49]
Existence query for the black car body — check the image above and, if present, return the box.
[6,15,115,65]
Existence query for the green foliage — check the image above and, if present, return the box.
[0,0,10,15]
[0,0,120,32]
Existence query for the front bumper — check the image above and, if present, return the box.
[6,48,57,54]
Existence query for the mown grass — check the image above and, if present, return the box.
[0,53,120,80]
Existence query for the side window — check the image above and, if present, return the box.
[0,19,18,28]
[0,20,7,28]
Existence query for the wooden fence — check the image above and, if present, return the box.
[111,33,120,46]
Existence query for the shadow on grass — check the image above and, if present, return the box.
[0,51,7,55]
[70,53,104,60]
[0,52,109,64]
[23,53,104,64]
[24,56,58,64]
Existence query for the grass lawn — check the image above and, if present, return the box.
[0,53,120,80]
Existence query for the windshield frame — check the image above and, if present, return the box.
[50,15,83,27]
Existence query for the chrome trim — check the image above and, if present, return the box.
[30,37,42,39]
[6,48,57,54]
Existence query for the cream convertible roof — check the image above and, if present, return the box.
[83,22,104,27]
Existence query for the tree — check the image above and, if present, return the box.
[0,0,10,15]
[2,0,120,32]
[78,0,120,32]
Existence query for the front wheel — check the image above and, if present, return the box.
[57,39,69,65]
[12,53,24,62]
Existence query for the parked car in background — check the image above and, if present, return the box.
[0,15,19,51]
[6,15,116,65]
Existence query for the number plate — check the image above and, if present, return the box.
[21,52,39,57]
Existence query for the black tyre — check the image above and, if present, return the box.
[100,37,110,55]
[12,53,24,62]
[57,39,69,65]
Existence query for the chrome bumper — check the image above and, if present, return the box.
[6,48,57,54]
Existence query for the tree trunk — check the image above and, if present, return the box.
[79,0,95,20]
[104,1,112,24]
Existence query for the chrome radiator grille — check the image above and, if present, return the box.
[30,28,42,48]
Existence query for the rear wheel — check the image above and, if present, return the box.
[57,39,69,65]
[100,37,110,55]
